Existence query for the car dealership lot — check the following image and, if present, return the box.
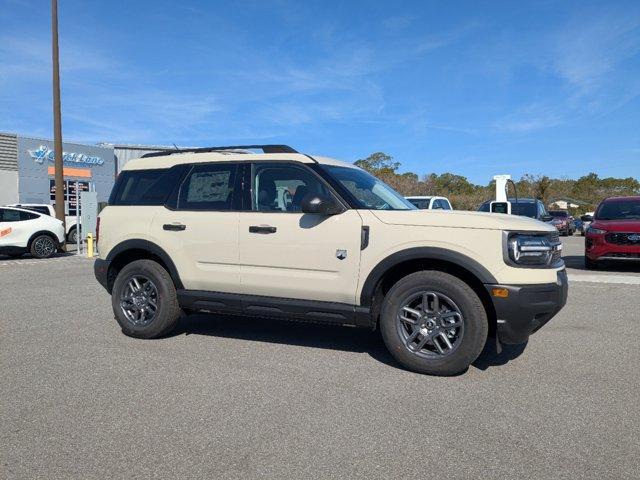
[1,245,639,479]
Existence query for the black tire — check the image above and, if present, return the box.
[111,259,181,339]
[67,226,79,244]
[584,255,598,270]
[30,234,57,259]
[379,271,488,376]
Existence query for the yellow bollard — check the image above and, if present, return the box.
[87,233,94,258]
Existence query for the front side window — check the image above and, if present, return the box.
[253,163,330,212]
[178,163,238,211]
[320,165,416,210]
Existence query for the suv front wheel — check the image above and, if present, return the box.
[111,259,182,338]
[380,271,488,376]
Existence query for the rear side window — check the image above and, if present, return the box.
[178,163,238,211]
[110,166,187,206]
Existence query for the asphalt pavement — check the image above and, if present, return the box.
[1,249,639,479]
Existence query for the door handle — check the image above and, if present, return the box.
[249,225,277,234]
[163,223,186,231]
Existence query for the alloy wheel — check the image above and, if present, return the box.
[33,236,56,258]
[396,291,464,357]
[120,275,159,327]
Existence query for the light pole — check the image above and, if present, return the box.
[51,0,65,231]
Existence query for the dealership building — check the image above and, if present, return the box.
[0,132,167,213]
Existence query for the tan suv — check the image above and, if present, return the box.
[94,145,567,375]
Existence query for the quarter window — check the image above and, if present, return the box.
[111,166,187,206]
[253,163,330,212]
[178,163,238,211]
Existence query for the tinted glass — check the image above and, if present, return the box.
[596,199,640,220]
[549,211,568,218]
[441,200,452,210]
[407,199,430,209]
[321,165,415,210]
[17,205,51,215]
[110,167,185,206]
[511,202,537,218]
[478,202,490,212]
[253,163,329,212]
[432,199,444,210]
[0,209,37,221]
[178,163,237,210]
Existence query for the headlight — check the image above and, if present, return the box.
[587,226,606,235]
[505,232,562,267]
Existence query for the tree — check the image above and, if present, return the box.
[354,152,400,174]
[352,153,639,212]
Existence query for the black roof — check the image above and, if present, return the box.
[141,144,298,158]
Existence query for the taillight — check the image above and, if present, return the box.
[95,217,100,243]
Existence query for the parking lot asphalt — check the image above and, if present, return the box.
[1,249,639,479]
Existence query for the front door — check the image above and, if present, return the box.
[238,162,363,305]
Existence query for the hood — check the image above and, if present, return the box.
[591,219,640,232]
[371,209,556,232]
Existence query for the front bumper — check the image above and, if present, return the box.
[586,235,640,261]
[94,258,110,292]
[485,269,568,344]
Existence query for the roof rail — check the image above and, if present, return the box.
[140,144,298,158]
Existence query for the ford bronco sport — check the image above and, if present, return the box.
[94,145,568,375]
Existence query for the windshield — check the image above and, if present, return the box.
[549,211,568,218]
[511,202,537,218]
[596,199,640,220]
[321,165,416,210]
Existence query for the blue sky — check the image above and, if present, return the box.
[1,0,639,184]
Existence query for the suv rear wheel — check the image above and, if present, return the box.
[380,271,488,376]
[112,259,181,338]
[30,234,57,259]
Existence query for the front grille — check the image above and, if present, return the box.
[551,249,562,264]
[605,232,640,245]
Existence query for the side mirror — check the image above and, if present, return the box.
[541,214,553,222]
[581,215,593,222]
[301,193,343,215]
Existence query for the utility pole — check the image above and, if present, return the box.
[51,0,65,229]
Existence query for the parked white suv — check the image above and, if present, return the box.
[405,196,453,210]
[8,203,81,243]
[0,206,65,258]
[94,145,567,375]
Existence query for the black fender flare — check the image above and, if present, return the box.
[105,239,184,290]
[359,247,498,306]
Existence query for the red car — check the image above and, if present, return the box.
[585,196,640,269]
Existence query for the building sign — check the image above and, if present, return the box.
[50,180,90,216]
[29,145,105,166]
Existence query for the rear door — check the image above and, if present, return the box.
[150,162,242,292]
[238,162,363,304]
